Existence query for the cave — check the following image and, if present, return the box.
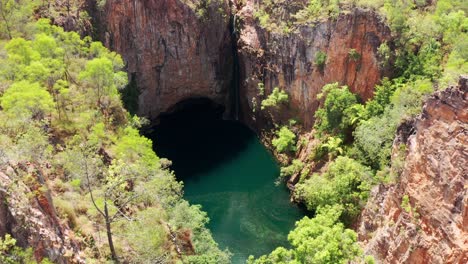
[148,97,305,263]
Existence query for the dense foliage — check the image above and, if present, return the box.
[252,0,466,263]
[261,87,289,110]
[247,205,363,264]
[272,126,297,153]
[295,157,372,220]
[314,83,358,137]
[0,234,48,264]
[0,8,230,263]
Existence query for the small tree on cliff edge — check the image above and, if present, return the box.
[78,145,141,263]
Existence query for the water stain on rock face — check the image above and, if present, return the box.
[150,99,305,263]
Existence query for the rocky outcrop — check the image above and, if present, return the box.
[236,2,392,128]
[35,1,93,35]
[0,162,84,263]
[100,0,233,119]
[358,77,468,263]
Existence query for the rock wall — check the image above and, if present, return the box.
[358,77,468,264]
[100,0,233,119]
[236,2,392,129]
[99,0,390,125]
[0,162,84,263]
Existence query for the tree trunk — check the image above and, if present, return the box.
[0,9,12,39]
[104,202,119,263]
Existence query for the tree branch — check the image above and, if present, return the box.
[82,149,105,218]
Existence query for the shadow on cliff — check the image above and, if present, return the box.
[148,98,255,181]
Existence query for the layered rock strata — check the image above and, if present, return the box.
[101,0,234,119]
[358,77,468,264]
[236,2,392,128]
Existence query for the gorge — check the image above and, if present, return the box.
[0,0,466,263]
[99,0,390,128]
[99,0,389,260]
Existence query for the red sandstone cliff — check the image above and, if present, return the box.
[358,77,468,264]
[100,0,234,119]
[236,2,391,128]
[99,0,390,126]
[0,162,84,263]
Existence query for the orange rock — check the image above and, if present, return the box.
[358,77,468,264]
[101,0,233,119]
[237,4,392,128]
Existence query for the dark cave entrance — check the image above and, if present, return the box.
[149,97,252,179]
[158,97,226,122]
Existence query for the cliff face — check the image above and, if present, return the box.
[99,0,390,125]
[0,162,83,263]
[358,77,468,263]
[101,0,233,119]
[236,3,391,128]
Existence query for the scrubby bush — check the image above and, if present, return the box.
[315,83,358,137]
[295,156,372,220]
[272,126,297,153]
[248,205,363,264]
[353,79,433,169]
[1,81,54,119]
[54,198,78,228]
[280,159,304,178]
[348,48,361,61]
[0,234,40,264]
[314,50,327,70]
[261,87,289,110]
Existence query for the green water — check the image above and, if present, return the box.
[151,101,305,263]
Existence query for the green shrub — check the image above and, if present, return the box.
[295,156,372,220]
[280,159,304,178]
[272,126,296,153]
[254,9,271,29]
[52,179,69,193]
[314,50,327,70]
[97,0,107,9]
[0,81,54,119]
[353,79,433,170]
[365,255,377,264]
[364,77,396,118]
[0,234,37,264]
[70,178,82,190]
[54,198,78,228]
[123,208,167,262]
[401,194,411,213]
[261,87,289,110]
[257,82,265,96]
[378,42,391,67]
[319,136,344,159]
[248,205,362,264]
[348,48,361,61]
[315,83,358,137]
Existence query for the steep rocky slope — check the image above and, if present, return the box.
[0,162,84,263]
[98,0,390,127]
[358,77,468,263]
[236,2,392,128]
[100,0,233,119]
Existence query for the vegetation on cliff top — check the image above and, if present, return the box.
[0,2,230,263]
